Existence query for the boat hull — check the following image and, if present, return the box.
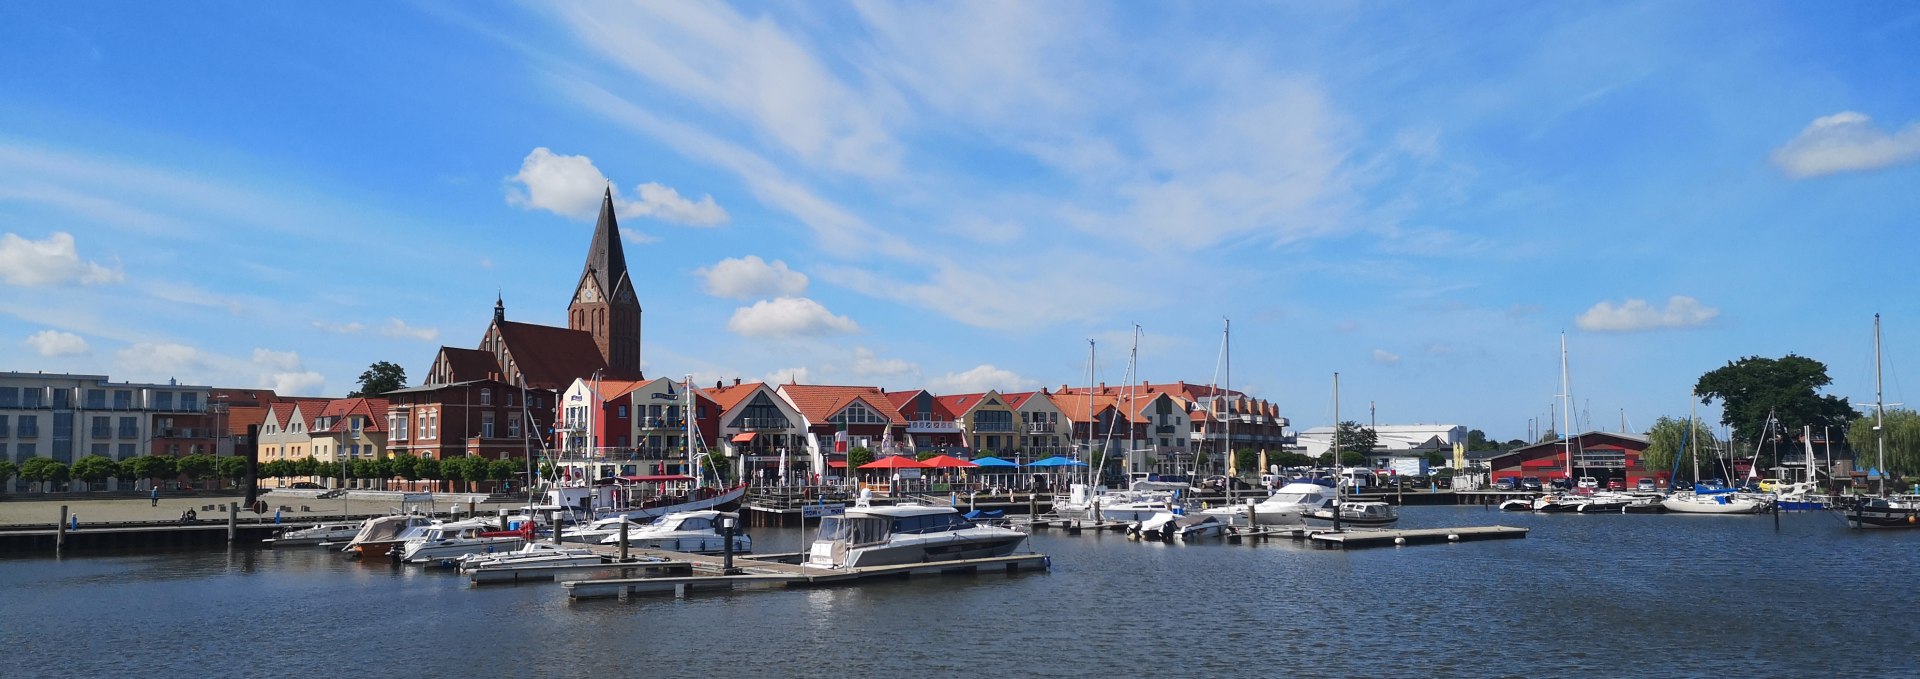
[829,532,1027,569]
[1660,496,1767,514]
[1845,506,1920,529]
[401,537,528,564]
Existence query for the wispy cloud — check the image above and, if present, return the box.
[928,364,1038,394]
[1575,295,1719,332]
[379,318,440,342]
[697,255,808,299]
[1372,349,1401,366]
[24,329,89,357]
[505,147,728,227]
[1771,111,1920,179]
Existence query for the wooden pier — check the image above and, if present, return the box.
[467,559,692,585]
[1308,525,1528,549]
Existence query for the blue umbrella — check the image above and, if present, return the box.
[969,456,1019,468]
[1027,456,1088,467]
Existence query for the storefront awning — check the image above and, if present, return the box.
[826,460,846,468]
[730,432,757,443]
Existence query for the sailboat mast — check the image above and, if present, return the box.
[684,374,698,487]
[1875,313,1886,496]
[1223,317,1232,479]
[1333,372,1342,532]
[1560,333,1574,483]
[1128,324,1139,477]
[1689,394,1700,484]
[1086,339,1096,487]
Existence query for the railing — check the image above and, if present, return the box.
[91,427,111,438]
[736,419,789,431]
[908,419,961,431]
[639,418,687,429]
[1026,423,1055,434]
[971,423,1015,433]
[1155,425,1177,434]
[18,426,39,437]
[118,427,138,438]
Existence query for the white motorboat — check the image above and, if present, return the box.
[1093,495,1179,523]
[1301,500,1399,529]
[1661,491,1769,514]
[398,518,530,564]
[1208,481,1341,525]
[1131,511,1226,541]
[807,504,1028,570]
[457,542,604,571]
[266,521,362,547]
[599,510,750,555]
[560,516,648,544]
[342,514,438,558]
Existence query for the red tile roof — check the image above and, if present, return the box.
[437,347,500,383]
[702,381,768,413]
[266,398,332,431]
[779,385,906,425]
[224,406,268,436]
[316,397,390,433]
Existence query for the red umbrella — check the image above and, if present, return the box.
[858,455,929,470]
[918,454,979,469]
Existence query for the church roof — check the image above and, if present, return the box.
[583,188,633,303]
[437,347,500,383]
[496,320,616,389]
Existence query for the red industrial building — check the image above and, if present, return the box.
[1488,431,1668,487]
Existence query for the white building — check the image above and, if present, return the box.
[1297,423,1467,461]
[0,372,210,492]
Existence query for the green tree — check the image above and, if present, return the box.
[1696,354,1855,451]
[391,453,421,482]
[0,460,17,491]
[416,457,442,490]
[1504,439,1527,449]
[1466,429,1496,451]
[216,456,248,486]
[1334,421,1377,458]
[71,455,119,489]
[177,454,217,489]
[914,449,939,461]
[488,458,519,486]
[19,457,70,491]
[1339,451,1368,466]
[1421,450,1446,467]
[1234,448,1260,476]
[846,447,875,471]
[290,456,317,480]
[1849,408,1920,476]
[121,455,176,488]
[1536,429,1560,444]
[445,456,479,492]
[349,361,408,398]
[261,459,291,481]
[1642,416,1722,482]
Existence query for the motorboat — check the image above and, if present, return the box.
[1534,494,1592,513]
[1301,500,1399,529]
[398,519,530,564]
[1131,511,1226,541]
[1093,495,1179,523]
[560,516,649,544]
[807,504,1028,570]
[266,521,362,547]
[1845,496,1920,529]
[342,514,438,558]
[1661,488,1770,514]
[1055,482,1180,522]
[599,510,750,555]
[457,541,604,571]
[1204,481,1339,526]
[1498,497,1539,511]
[1770,481,1830,510]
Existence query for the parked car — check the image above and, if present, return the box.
[1758,478,1783,492]
[1635,478,1657,491]
[1521,477,1544,491]
[1548,477,1571,490]
[1493,478,1518,491]
[289,481,324,489]
[1607,479,1625,490]
[1577,476,1599,489]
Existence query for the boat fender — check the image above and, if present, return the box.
[1909,514,1916,525]
[1447,534,1460,541]
[1393,537,1405,545]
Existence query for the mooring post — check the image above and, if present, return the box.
[57,505,68,552]
[550,511,562,545]
[1028,492,1037,519]
[618,520,630,562]
[227,502,238,542]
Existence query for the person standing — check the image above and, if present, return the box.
[150,486,159,507]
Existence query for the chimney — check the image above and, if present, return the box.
[733,378,742,386]
[1099,382,1105,390]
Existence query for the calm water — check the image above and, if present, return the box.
[4,507,1918,678]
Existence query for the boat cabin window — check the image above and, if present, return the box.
[817,517,893,545]
[678,517,711,531]
[891,512,974,535]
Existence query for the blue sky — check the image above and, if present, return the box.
[3,2,1918,441]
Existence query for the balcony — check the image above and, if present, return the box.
[908,419,962,433]
[1155,425,1177,434]
[639,418,687,429]
[736,419,789,431]
[971,422,1015,433]
[1026,423,1055,434]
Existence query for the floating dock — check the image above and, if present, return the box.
[1308,525,1528,549]
[561,546,1050,600]
[467,559,692,585]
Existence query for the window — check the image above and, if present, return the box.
[0,387,16,407]
[18,443,35,458]
[181,393,199,411]
[731,393,791,430]
[91,443,108,457]
[22,388,43,409]
[91,416,110,438]
[114,390,132,409]
[53,413,72,438]
[0,415,8,437]
[480,389,492,406]
[419,414,430,439]
[428,412,438,438]
[617,406,628,419]
[153,392,173,411]
[117,443,134,459]
[508,412,523,438]
[85,389,106,409]
[391,415,409,440]
[119,417,137,438]
[52,388,70,409]
[482,413,495,439]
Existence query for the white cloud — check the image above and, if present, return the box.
[25,330,89,357]
[479,257,494,269]
[270,371,327,395]
[313,320,366,334]
[505,147,613,220]
[928,364,1038,395]
[0,232,123,287]
[1771,111,1920,178]
[631,182,728,226]
[1576,295,1720,332]
[250,348,303,372]
[726,297,860,337]
[380,318,440,342]
[1371,349,1401,366]
[698,255,809,299]
[763,366,811,385]
[622,230,661,246]
[850,347,919,380]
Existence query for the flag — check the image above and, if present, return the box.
[1453,442,1466,471]
[834,424,849,454]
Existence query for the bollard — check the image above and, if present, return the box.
[619,520,630,562]
[228,503,238,542]
[57,505,68,552]
[498,509,508,532]
[550,511,561,545]
[720,516,738,574]
[1028,493,1037,518]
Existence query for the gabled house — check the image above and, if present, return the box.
[1004,390,1068,459]
[777,384,907,474]
[704,380,807,483]
[258,398,328,487]
[936,391,1020,456]
[885,389,962,452]
[309,397,389,488]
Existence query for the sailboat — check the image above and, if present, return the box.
[1661,406,1768,515]
[542,376,747,521]
[1846,314,1919,529]
[1302,372,1398,529]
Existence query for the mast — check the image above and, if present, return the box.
[1127,324,1139,478]
[684,374,700,488]
[1689,394,1700,485]
[1086,339,1096,487]
[1333,372,1342,532]
[1223,317,1232,481]
[1875,313,1886,496]
[1560,333,1574,484]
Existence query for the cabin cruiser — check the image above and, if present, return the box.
[266,521,362,547]
[1220,480,1341,525]
[1661,487,1770,514]
[1301,500,1399,529]
[808,504,1028,570]
[398,518,530,564]
[1844,496,1920,529]
[1576,492,1658,513]
[1055,482,1181,522]
[456,542,605,571]
[599,510,750,555]
[560,516,649,544]
[1131,511,1226,541]
[342,514,437,558]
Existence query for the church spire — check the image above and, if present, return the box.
[583,186,630,302]
[494,291,505,323]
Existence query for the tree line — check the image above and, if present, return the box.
[0,453,526,493]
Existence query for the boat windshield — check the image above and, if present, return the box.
[1266,492,1317,505]
[817,516,893,545]
[890,512,975,535]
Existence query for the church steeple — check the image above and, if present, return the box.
[493,292,505,323]
[568,186,643,375]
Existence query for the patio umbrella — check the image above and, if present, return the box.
[968,456,1019,468]
[919,454,979,469]
[1026,456,1088,467]
[859,456,929,470]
